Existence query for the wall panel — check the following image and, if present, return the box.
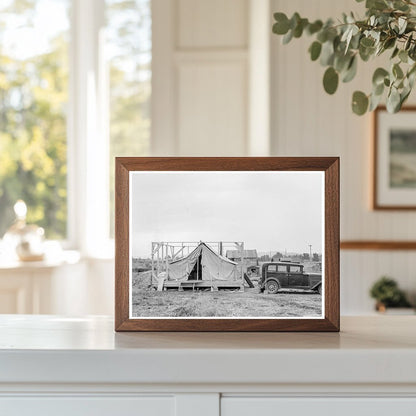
[177,0,248,49]
[177,61,247,156]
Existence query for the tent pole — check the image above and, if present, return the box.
[241,242,244,290]
[157,244,160,278]
[151,243,154,287]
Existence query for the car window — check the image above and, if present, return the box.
[290,265,302,273]
[277,265,287,272]
[268,265,277,272]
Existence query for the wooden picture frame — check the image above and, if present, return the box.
[373,106,416,210]
[115,157,339,332]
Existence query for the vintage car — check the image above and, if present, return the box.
[258,261,322,294]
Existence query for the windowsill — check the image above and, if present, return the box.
[0,250,81,270]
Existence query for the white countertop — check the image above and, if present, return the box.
[0,315,415,386]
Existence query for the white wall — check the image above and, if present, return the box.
[271,0,416,313]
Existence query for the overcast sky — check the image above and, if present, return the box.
[131,171,324,258]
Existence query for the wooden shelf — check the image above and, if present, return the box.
[341,241,416,250]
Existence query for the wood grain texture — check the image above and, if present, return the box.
[341,241,416,250]
[373,106,416,210]
[115,157,340,332]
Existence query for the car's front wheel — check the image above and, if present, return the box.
[266,280,279,294]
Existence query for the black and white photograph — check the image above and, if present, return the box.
[129,170,325,319]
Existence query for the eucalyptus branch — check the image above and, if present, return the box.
[272,0,416,115]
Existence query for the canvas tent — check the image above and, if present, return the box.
[167,243,239,282]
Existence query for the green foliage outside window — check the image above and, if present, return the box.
[0,1,69,238]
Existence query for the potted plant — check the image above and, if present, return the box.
[272,0,416,115]
[369,276,413,312]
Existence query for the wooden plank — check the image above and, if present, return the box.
[341,241,416,250]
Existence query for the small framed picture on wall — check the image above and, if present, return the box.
[374,106,416,209]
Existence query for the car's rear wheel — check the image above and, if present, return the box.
[266,280,279,294]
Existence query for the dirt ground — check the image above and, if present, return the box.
[131,271,322,318]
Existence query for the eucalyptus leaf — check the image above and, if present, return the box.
[398,17,407,34]
[373,82,385,95]
[309,41,322,61]
[307,20,323,35]
[282,29,293,44]
[342,56,357,82]
[393,63,404,79]
[352,91,369,115]
[386,87,401,112]
[323,67,339,94]
[369,92,383,111]
[372,68,389,85]
[273,13,290,34]
[399,49,408,63]
[391,47,399,59]
[405,33,413,50]
[320,41,335,66]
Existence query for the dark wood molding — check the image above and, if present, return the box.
[341,240,416,250]
[115,157,340,332]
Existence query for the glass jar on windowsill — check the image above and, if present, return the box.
[2,200,45,262]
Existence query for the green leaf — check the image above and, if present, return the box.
[369,92,383,111]
[273,13,290,35]
[387,87,401,113]
[334,52,351,72]
[374,82,385,96]
[323,67,339,94]
[320,40,335,66]
[293,18,308,38]
[352,91,369,115]
[393,63,404,79]
[383,37,396,50]
[372,68,389,86]
[399,49,408,63]
[309,41,322,61]
[307,20,323,35]
[282,29,293,44]
[391,47,399,59]
[398,17,407,34]
[366,0,388,10]
[360,37,375,48]
[342,56,357,82]
[405,34,413,51]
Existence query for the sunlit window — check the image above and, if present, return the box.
[106,0,151,237]
[0,0,70,239]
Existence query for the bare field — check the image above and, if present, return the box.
[131,271,322,318]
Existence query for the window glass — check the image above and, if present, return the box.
[0,0,70,238]
[277,265,287,272]
[290,265,302,273]
[106,0,151,237]
[268,265,276,272]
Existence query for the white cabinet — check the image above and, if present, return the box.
[221,398,416,416]
[1,397,175,416]
[0,316,416,416]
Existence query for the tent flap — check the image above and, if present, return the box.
[168,243,238,281]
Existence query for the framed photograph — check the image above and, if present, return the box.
[115,157,339,332]
[374,106,416,209]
